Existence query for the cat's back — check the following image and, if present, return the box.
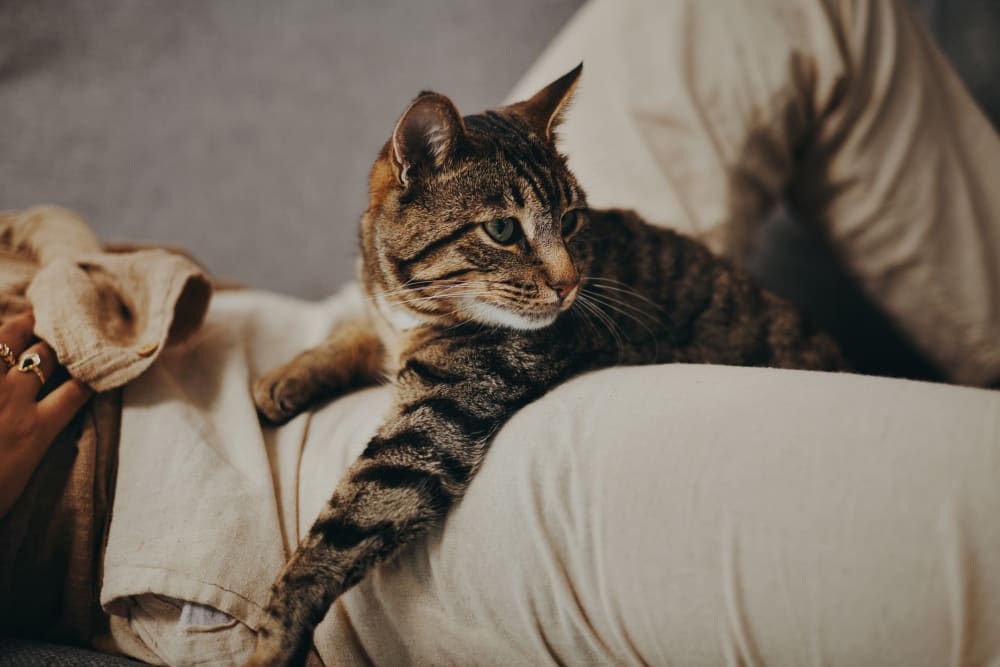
[583,208,848,372]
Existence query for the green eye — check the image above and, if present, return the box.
[483,217,522,245]
[561,209,582,237]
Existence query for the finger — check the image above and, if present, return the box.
[9,340,57,400]
[0,311,35,337]
[0,312,36,370]
[37,378,93,443]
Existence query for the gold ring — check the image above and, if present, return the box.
[16,352,46,386]
[0,343,14,369]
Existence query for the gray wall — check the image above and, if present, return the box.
[0,1,584,298]
[2,0,996,311]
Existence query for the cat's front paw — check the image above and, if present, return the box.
[242,641,290,667]
[242,617,309,667]
[253,369,310,426]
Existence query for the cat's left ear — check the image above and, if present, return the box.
[391,92,467,187]
[508,63,582,142]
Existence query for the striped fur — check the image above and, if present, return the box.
[247,65,846,666]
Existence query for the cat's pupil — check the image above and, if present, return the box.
[484,217,522,245]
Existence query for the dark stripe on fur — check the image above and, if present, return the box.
[522,143,562,209]
[401,396,496,435]
[399,359,465,385]
[509,182,525,208]
[397,223,477,269]
[362,429,434,458]
[506,153,548,207]
[438,452,472,483]
[483,192,504,208]
[426,267,477,283]
[353,464,453,506]
[478,114,547,202]
[501,382,549,408]
[487,112,564,210]
[311,517,393,550]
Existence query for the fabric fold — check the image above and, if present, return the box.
[0,204,214,647]
[28,250,212,392]
[100,287,366,665]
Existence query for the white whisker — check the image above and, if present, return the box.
[575,294,625,362]
[584,280,674,345]
[584,290,659,341]
[585,289,664,328]
[583,277,667,313]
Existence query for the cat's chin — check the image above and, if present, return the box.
[459,298,559,331]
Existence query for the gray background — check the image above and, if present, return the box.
[0,0,583,298]
[0,0,997,379]
[1,0,996,300]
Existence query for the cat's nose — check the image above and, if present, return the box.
[547,279,577,301]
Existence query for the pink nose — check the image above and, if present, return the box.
[548,280,577,301]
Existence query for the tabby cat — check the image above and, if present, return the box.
[246,64,846,666]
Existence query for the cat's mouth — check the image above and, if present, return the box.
[454,282,581,330]
[457,296,563,330]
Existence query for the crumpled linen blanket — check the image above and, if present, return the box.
[0,205,212,646]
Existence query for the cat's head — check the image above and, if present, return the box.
[362,64,590,331]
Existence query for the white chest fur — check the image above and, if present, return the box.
[371,293,428,376]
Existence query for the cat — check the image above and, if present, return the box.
[246,64,846,666]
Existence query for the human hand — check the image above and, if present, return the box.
[0,312,93,519]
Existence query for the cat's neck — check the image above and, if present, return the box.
[362,278,430,377]
[372,291,429,333]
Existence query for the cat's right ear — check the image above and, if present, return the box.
[391,92,466,187]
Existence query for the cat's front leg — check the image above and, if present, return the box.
[254,318,384,425]
[244,410,489,666]
[244,334,550,666]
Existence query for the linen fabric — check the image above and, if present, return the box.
[0,205,211,646]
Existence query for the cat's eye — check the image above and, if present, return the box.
[483,217,523,245]
[561,209,582,237]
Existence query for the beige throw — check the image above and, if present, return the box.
[0,205,212,646]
